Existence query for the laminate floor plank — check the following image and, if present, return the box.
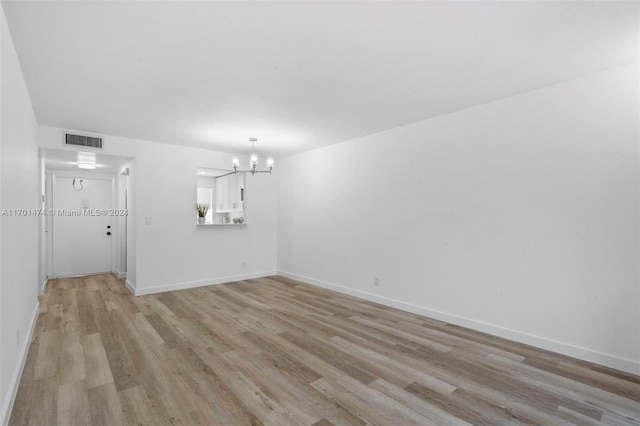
[57,379,91,426]
[444,322,578,366]
[9,274,640,425]
[349,315,453,353]
[330,335,459,394]
[82,333,114,390]
[400,344,603,422]
[222,350,322,425]
[554,361,640,401]
[61,289,81,334]
[93,308,142,392]
[211,351,300,425]
[128,311,165,346]
[59,331,86,385]
[76,289,99,336]
[312,376,432,426]
[87,382,123,426]
[118,385,160,426]
[276,303,423,355]
[41,303,63,332]
[485,354,640,419]
[189,347,265,425]
[369,378,473,425]
[382,317,526,361]
[9,376,58,426]
[184,372,253,425]
[33,330,61,381]
[279,331,378,385]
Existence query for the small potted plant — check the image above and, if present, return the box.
[196,203,209,224]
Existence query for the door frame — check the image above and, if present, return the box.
[49,171,116,278]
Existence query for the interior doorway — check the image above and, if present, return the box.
[39,148,134,288]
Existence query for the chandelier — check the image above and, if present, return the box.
[232,138,274,175]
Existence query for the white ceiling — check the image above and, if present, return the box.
[4,1,639,158]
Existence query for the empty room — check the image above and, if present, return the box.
[1,1,639,425]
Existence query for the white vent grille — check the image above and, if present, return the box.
[65,133,103,149]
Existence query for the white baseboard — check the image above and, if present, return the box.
[131,270,278,296]
[278,270,640,376]
[113,269,126,279]
[2,302,39,426]
[38,279,47,296]
[125,279,136,295]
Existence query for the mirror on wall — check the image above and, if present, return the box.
[196,167,245,225]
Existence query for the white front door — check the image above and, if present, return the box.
[53,176,113,277]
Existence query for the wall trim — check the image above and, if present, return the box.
[2,302,39,426]
[113,269,126,279]
[125,279,136,295]
[38,279,47,296]
[278,270,640,376]
[131,270,278,296]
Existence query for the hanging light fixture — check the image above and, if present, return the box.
[232,138,274,175]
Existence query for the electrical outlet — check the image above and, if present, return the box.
[242,260,248,269]
[374,277,380,287]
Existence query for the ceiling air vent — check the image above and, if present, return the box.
[64,133,103,149]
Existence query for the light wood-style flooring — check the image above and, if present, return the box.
[9,274,640,425]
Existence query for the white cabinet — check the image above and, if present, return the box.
[215,177,228,212]
[215,173,244,213]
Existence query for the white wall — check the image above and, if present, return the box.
[0,5,40,423]
[277,64,640,374]
[37,128,278,295]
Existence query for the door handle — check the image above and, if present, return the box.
[106,232,111,236]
